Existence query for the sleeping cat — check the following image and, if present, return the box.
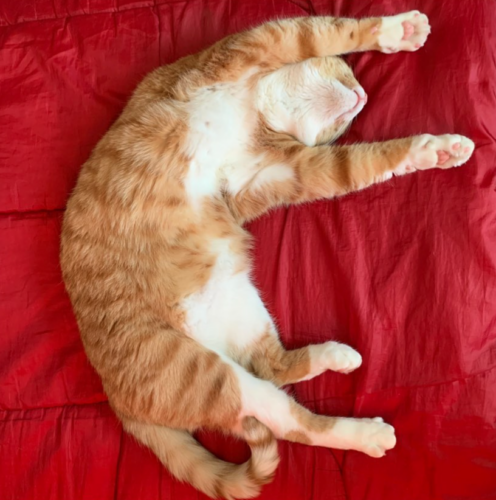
[60,11,474,500]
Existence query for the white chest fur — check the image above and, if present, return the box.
[183,80,263,205]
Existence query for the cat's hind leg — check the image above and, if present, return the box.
[181,264,361,386]
[235,366,396,458]
[242,329,362,386]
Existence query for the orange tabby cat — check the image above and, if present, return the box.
[61,12,474,499]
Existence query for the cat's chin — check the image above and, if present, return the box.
[332,87,367,125]
[336,94,367,123]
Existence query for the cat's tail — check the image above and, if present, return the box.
[120,416,279,499]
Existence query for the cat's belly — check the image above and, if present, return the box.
[181,242,271,356]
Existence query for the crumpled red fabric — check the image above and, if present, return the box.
[1,1,495,499]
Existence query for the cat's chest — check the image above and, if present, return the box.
[183,82,261,204]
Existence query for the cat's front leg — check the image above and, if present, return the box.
[289,133,475,197]
[226,134,475,222]
[333,11,431,55]
[356,133,475,188]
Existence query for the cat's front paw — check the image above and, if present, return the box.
[322,342,362,374]
[358,418,397,458]
[377,11,431,54]
[405,134,475,171]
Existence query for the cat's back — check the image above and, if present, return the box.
[60,58,262,344]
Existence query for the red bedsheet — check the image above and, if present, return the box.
[1,1,496,499]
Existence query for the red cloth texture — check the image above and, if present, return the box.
[1,1,495,499]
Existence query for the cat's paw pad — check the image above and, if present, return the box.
[322,342,362,374]
[408,134,475,170]
[433,135,475,167]
[358,419,397,458]
[378,11,431,53]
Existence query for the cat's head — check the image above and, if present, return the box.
[256,56,366,146]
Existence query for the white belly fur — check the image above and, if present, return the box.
[181,239,271,356]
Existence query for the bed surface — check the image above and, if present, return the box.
[1,1,496,499]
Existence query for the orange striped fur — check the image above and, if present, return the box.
[61,12,474,499]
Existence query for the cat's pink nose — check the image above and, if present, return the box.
[354,88,368,104]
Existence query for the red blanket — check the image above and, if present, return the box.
[1,1,495,499]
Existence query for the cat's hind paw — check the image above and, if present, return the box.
[321,342,362,374]
[359,418,397,458]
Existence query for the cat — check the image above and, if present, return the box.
[60,11,474,500]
